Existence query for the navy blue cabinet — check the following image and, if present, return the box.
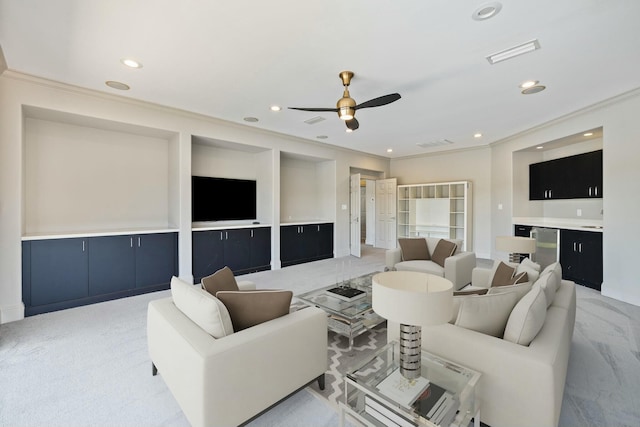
[529,150,603,200]
[192,227,271,283]
[281,223,334,267]
[23,232,177,316]
[560,229,603,291]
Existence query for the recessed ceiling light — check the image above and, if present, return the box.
[120,58,142,69]
[472,2,502,21]
[316,135,328,139]
[583,132,593,137]
[487,39,541,64]
[387,148,393,153]
[520,80,539,89]
[536,146,544,150]
[474,133,483,138]
[270,105,281,112]
[521,85,546,95]
[105,80,130,90]
[243,117,259,122]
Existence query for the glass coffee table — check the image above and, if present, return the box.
[340,341,481,427]
[297,274,385,350]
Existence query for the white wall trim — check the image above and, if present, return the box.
[601,284,640,308]
[1,302,25,324]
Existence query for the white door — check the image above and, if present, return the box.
[365,180,376,245]
[375,178,397,249]
[350,173,361,257]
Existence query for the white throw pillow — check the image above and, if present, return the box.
[504,283,547,345]
[487,281,533,301]
[535,271,557,308]
[520,257,541,272]
[170,276,234,338]
[516,262,540,283]
[541,262,562,288]
[454,291,520,337]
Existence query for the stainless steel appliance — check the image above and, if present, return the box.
[531,227,559,270]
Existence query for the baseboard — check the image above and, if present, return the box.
[1,302,25,324]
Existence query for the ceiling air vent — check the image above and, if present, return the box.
[417,139,454,148]
[486,39,540,64]
[304,116,326,125]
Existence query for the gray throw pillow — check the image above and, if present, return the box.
[216,290,293,331]
[398,238,430,261]
[431,239,457,268]
[201,266,239,295]
[491,261,516,287]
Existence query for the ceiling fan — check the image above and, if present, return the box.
[289,71,401,131]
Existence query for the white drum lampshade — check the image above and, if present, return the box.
[496,236,536,263]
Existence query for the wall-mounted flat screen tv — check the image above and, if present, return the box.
[192,176,257,221]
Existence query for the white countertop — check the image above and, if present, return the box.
[280,220,334,226]
[513,217,603,232]
[22,227,180,241]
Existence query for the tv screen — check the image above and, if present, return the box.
[192,176,257,221]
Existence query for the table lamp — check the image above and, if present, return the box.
[495,236,537,263]
[372,271,453,379]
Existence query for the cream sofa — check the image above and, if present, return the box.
[388,263,576,427]
[147,278,328,427]
[385,237,476,290]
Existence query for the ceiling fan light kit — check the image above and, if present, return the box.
[289,70,401,131]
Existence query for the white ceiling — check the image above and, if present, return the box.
[1,0,639,158]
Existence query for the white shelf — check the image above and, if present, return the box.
[397,181,472,251]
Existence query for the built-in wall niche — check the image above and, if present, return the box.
[280,152,335,223]
[191,136,273,225]
[512,127,603,219]
[22,107,179,235]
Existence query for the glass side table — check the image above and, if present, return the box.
[340,341,481,427]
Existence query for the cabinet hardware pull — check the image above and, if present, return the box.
[573,242,577,252]
[589,187,592,196]
[82,240,85,252]
[226,231,228,240]
[595,186,598,196]
[251,229,254,238]
[220,232,223,240]
[579,243,582,253]
[138,237,141,247]
[130,237,133,248]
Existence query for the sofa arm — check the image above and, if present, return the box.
[444,251,476,290]
[385,247,402,271]
[148,299,327,427]
[237,280,256,291]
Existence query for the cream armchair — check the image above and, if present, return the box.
[385,237,476,290]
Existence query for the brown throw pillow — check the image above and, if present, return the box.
[508,271,529,285]
[492,262,516,287]
[431,239,457,268]
[398,238,430,261]
[454,288,489,296]
[216,290,293,331]
[201,266,239,295]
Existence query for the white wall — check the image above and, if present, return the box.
[390,147,492,258]
[0,72,390,323]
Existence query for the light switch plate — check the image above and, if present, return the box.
[341,204,347,210]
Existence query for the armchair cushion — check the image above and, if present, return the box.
[201,266,239,295]
[431,239,457,267]
[170,276,233,338]
[398,238,430,261]
[217,290,293,331]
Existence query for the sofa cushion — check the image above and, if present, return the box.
[536,271,557,308]
[504,283,547,345]
[202,266,239,295]
[487,281,533,301]
[395,260,444,276]
[491,261,516,287]
[398,238,430,261]
[216,290,293,331]
[454,291,520,337]
[170,276,234,338]
[541,262,562,293]
[431,239,457,268]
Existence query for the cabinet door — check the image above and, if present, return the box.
[317,223,334,259]
[581,150,603,199]
[89,235,135,295]
[281,225,302,265]
[192,231,225,283]
[514,224,532,237]
[529,162,546,200]
[223,228,252,273]
[301,224,320,260]
[560,230,582,282]
[530,158,569,199]
[29,238,89,306]
[250,227,271,269]
[579,232,603,290]
[135,233,178,288]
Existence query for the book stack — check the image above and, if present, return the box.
[412,382,458,426]
[326,286,366,301]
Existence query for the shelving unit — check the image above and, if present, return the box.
[397,181,472,251]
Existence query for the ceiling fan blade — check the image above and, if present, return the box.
[346,118,359,131]
[288,107,339,112]
[354,93,401,110]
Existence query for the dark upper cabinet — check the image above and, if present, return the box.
[281,223,334,267]
[560,229,603,291]
[28,238,89,306]
[529,150,603,200]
